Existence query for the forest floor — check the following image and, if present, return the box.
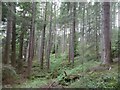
[8,54,119,88]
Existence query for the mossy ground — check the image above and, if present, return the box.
[12,54,119,88]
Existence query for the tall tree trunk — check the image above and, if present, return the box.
[0,1,2,76]
[27,2,36,76]
[68,27,71,63]
[3,3,13,64]
[100,3,105,62]
[71,2,76,64]
[18,11,26,71]
[40,2,47,69]
[63,26,66,53]
[11,3,16,67]
[118,2,120,60]
[46,3,53,70]
[95,2,99,59]
[0,1,1,24]
[54,4,58,58]
[102,2,112,64]
[81,3,85,64]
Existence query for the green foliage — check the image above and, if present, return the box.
[111,28,119,58]
[2,65,19,84]
[2,3,8,22]
[2,1,119,89]
[14,78,48,88]
[13,54,118,88]
[111,40,120,58]
[68,63,118,88]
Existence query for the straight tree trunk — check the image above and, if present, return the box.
[3,3,13,64]
[68,3,72,63]
[54,4,57,58]
[81,3,85,64]
[11,3,16,67]
[27,2,36,76]
[46,3,53,70]
[71,2,76,64]
[40,2,47,69]
[68,27,71,63]
[102,2,112,64]
[95,2,99,59]
[118,3,120,60]
[100,3,105,62]
[0,1,2,25]
[63,25,66,53]
[18,11,26,71]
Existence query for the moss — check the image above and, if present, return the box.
[13,54,118,88]
[14,78,49,88]
[68,63,118,88]
[2,65,19,85]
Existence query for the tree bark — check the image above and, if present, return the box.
[102,2,112,64]
[118,3,120,60]
[95,2,99,59]
[81,3,85,64]
[11,3,16,67]
[63,25,66,53]
[46,3,53,70]
[68,27,71,63]
[27,2,36,76]
[54,4,57,58]
[71,2,76,64]
[3,3,13,64]
[0,1,2,24]
[40,2,47,69]
[18,11,26,71]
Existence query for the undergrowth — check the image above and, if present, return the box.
[12,54,119,88]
